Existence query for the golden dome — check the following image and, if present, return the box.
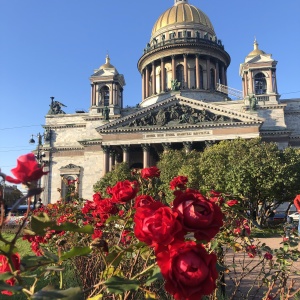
[152,1,215,36]
[247,39,266,57]
[100,55,116,70]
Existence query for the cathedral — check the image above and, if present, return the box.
[40,0,300,203]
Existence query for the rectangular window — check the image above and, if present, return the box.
[178,32,182,38]
[187,31,191,37]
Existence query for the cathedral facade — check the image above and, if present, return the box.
[40,0,300,203]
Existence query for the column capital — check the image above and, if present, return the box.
[162,142,172,151]
[205,140,216,148]
[141,143,151,151]
[121,145,130,152]
[109,149,115,157]
[183,141,193,152]
[101,145,111,153]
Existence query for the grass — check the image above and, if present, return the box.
[0,232,79,299]
[251,226,284,238]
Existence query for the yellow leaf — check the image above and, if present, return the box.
[87,294,103,300]
[145,291,157,299]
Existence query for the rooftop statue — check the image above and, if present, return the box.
[47,97,67,115]
[171,79,180,91]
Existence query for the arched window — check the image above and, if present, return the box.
[99,86,110,106]
[176,64,184,88]
[210,69,215,90]
[61,175,77,202]
[254,73,267,95]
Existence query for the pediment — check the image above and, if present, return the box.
[96,96,264,134]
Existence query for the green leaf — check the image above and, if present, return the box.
[21,255,58,272]
[105,215,120,224]
[0,281,22,292]
[145,266,163,286]
[209,239,219,251]
[105,247,124,268]
[30,213,94,235]
[32,287,83,300]
[105,276,139,294]
[60,247,92,260]
[0,272,13,281]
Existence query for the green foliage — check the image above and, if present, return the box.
[93,163,134,196]
[157,150,202,201]
[197,138,300,220]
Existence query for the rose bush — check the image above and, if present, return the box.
[0,153,300,300]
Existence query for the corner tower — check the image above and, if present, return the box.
[239,40,279,104]
[89,55,125,116]
[138,0,231,107]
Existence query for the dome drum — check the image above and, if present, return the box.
[138,40,230,72]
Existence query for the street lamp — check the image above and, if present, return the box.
[29,133,45,165]
[29,133,46,208]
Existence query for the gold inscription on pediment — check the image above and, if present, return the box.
[143,130,212,139]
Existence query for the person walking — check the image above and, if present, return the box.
[293,195,300,234]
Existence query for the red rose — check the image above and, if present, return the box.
[134,195,155,208]
[5,153,48,184]
[93,192,102,202]
[264,252,273,260]
[233,219,251,236]
[156,241,218,300]
[94,198,118,215]
[226,199,238,206]
[140,167,160,179]
[134,202,183,247]
[92,229,103,240]
[109,180,139,204]
[172,190,223,242]
[121,230,132,245]
[246,245,257,258]
[0,253,21,295]
[208,190,224,204]
[169,176,188,190]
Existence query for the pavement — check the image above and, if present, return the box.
[223,236,300,299]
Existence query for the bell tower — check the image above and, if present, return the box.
[239,39,279,104]
[89,55,125,116]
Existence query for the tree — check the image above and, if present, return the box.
[197,138,300,225]
[93,163,134,197]
[157,150,202,201]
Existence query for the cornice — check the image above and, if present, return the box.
[78,139,102,146]
[99,121,262,134]
[256,104,286,110]
[83,115,121,121]
[43,124,86,129]
[260,130,292,136]
[289,135,300,140]
[51,147,84,152]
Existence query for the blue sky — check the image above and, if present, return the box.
[1,0,300,183]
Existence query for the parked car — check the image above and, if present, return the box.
[288,211,299,223]
[267,212,286,226]
[4,205,32,227]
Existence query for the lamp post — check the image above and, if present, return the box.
[29,133,45,208]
